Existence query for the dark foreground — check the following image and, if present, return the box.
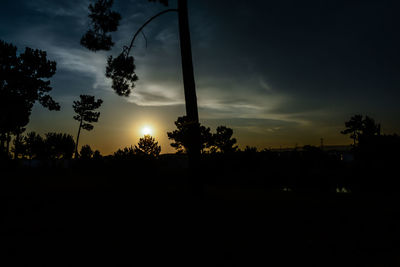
[0,161,399,266]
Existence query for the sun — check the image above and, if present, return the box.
[141,126,153,136]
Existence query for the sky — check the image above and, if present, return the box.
[1,0,399,154]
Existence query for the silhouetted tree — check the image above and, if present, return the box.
[211,126,238,154]
[93,150,102,160]
[80,144,94,159]
[134,135,161,158]
[244,146,258,153]
[0,40,60,155]
[361,116,381,138]
[73,95,103,158]
[80,0,121,51]
[167,116,212,154]
[341,115,381,146]
[81,0,201,166]
[44,133,75,160]
[11,133,26,159]
[23,132,45,159]
[11,126,27,159]
[113,146,136,160]
[341,114,363,146]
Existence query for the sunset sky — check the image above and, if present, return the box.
[1,0,399,154]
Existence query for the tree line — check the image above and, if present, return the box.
[10,131,104,161]
[112,117,239,160]
[2,39,399,164]
[3,114,246,161]
[341,114,400,164]
[0,40,103,159]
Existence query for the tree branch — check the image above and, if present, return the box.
[126,8,178,55]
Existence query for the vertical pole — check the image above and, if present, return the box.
[177,0,200,167]
[178,0,202,199]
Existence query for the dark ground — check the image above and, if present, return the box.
[0,160,399,266]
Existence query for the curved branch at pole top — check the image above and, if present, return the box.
[125,8,178,56]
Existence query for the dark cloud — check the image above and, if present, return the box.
[191,0,400,100]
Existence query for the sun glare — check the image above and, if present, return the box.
[141,126,153,136]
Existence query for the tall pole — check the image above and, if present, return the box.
[177,0,200,168]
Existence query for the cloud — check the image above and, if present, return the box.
[27,0,89,19]
[11,27,111,94]
[128,83,184,106]
[46,45,111,91]
[204,117,301,135]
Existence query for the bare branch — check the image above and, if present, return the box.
[125,8,178,55]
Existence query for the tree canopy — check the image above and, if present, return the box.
[80,0,121,51]
[23,132,45,159]
[167,116,238,154]
[9,132,75,160]
[113,146,136,160]
[0,40,59,153]
[80,145,94,160]
[341,114,381,146]
[73,95,103,131]
[211,126,238,154]
[73,95,103,158]
[134,135,161,158]
[167,116,212,154]
[45,133,75,160]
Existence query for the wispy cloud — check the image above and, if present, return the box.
[27,0,89,19]
[47,45,111,91]
[128,82,184,106]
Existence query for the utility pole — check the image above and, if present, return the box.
[177,0,200,168]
